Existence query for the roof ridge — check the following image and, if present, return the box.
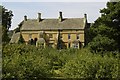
[26,18,84,20]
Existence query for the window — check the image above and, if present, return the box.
[34,38,38,45]
[76,34,80,39]
[68,34,71,39]
[49,34,53,38]
[68,43,71,48]
[60,34,63,38]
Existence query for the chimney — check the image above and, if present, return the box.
[84,14,87,23]
[37,13,41,22]
[24,15,27,21]
[59,11,63,22]
[84,13,87,23]
[84,14,87,19]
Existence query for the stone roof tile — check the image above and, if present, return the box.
[21,18,85,30]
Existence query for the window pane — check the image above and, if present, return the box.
[68,34,70,39]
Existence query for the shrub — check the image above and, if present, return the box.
[2,44,52,79]
[60,49,119,79]
[2,44,119,79]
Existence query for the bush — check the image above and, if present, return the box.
[2,44,52,79]
[2,44,119,79]
[60,49,119,79]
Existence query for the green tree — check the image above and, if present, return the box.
[88,1,120,52]
[88,34,117,53]
[0,5,13,44]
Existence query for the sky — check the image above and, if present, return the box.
[2,1,109,30]
[1,0,109,2]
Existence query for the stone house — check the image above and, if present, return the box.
[10,12,90,49]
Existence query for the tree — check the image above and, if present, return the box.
[57,30,62,49]
[88,34,117,53]
[18,34,25,44]
[88,1,120,52]
[0,5,13,44]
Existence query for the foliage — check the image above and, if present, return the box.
[60,49,119,79]
[0,5,13,44]
[88,1,120,52]
[2,44,119,79]
[88,34,117,53]
[2,44,52,79]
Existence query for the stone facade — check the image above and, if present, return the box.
[12,12,90,49]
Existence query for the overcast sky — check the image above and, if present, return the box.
[2,1,109,30]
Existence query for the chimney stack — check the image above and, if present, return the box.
[59,11,63,22]
[37,13,41,22]
[24,15,27,21]
[84,13,87,19]
[84,13,87,23]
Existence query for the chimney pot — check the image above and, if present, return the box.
[84,13,87,19]
[84,13,87,23]
[24,15,27,21]
[38,13,41,22]
[59,11,63,22]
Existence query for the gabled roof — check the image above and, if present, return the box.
[21,18,85,31]
[10,32,20,43]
